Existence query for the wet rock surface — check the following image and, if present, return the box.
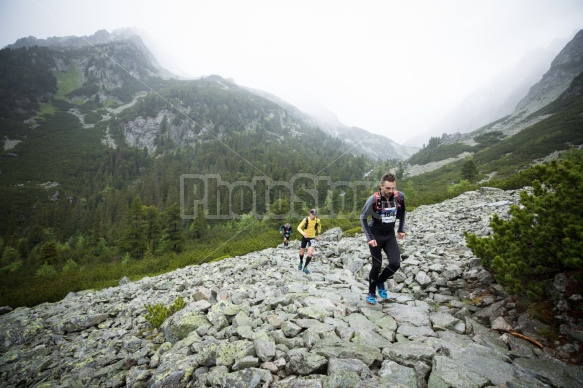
[1,187,582,387]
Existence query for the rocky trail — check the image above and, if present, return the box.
[1,187,582,387]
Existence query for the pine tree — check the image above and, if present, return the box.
[464,155,583,300]
[143,205,162,252]
[160,203,185,253]
[461,159,478,182]
[404,181,417,203]
[189,205,208,240]
[40,241,60,266]
[120,197,148,259]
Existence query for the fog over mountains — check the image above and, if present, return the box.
[403,34,574,148]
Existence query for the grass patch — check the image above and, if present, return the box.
[39,102,56,116]
[53,66,84,102]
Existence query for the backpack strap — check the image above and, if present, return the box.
[374,191,403,210]
[373,192,382,211]
[303,217,320,234]
[396,191,403,208]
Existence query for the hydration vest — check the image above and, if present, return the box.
[303,217,319,232]
[373,191,403,213]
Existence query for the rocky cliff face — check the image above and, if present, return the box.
[241,86,418,161]
[516,30,583,115]
[1,187,581,387]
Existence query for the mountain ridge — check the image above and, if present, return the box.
[3,28,415,160]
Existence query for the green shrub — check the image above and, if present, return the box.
[1,246,20,265]
[465,157,583,300]
[0,259,23,273]
[344,226,363,237]
[144,296,186,329]
[62,258,79,273]
[121,252,132,265]
[447,180,475,196]
[36,262,58,278]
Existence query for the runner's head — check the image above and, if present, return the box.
[380,173,396,197]
[309,208,317,219]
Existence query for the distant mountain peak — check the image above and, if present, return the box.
[7,27,139,49]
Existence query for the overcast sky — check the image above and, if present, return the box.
[1,0,582,145]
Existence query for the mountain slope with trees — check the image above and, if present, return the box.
[0,30,393,307]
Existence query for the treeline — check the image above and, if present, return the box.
[0,105,383,308]
[0,46,57,119]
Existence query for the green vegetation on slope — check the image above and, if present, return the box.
[465,150,583,301]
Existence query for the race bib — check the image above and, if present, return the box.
[309,239,318,248]
[382,206,396,223]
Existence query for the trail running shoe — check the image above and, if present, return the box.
[377,283,388,299]
[298,264,303,270]
[303,267,311,275]
[366,293,377,305]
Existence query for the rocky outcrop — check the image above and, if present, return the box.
[243,87,418,161]
[403,152,474,178]
[516,30,583,115]
[1,187,581,387]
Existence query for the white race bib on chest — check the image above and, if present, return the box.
[381,207,396,223]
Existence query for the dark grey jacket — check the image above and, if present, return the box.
[360,191,406,241]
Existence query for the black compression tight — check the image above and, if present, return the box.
[368,231,401,294]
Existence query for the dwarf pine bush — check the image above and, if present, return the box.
[144,296,186,329]
[465,154,583,300]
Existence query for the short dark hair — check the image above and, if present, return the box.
[381,173,396,185]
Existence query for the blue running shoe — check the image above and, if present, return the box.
[298,263,303,270]
[303,267,311,274]
[366,293,377,305]
[377,283,388,299]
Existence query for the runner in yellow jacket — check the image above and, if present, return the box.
[297,208,321,274]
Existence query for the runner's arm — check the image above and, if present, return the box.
[397,192,406,233]
[297,220,306,235]
[360,195,376,241]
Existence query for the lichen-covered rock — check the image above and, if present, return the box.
[0,188,582,387]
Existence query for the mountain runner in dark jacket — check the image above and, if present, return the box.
[360,173,406,305]
[279,223,292,249]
